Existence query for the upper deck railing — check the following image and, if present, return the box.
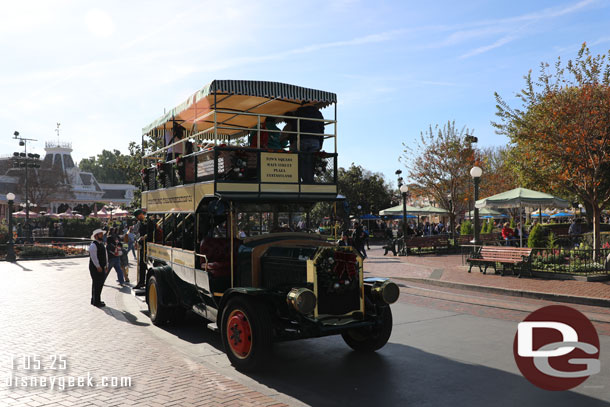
[141,109,338,195]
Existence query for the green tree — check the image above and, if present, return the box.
[494,43,610,256]
[78,143,145,209]
[401,121,478,237]
[527,224,546,248]
[310,164,393,227]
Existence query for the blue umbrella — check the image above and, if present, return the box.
[551,212,573,218]
[360,214,380,220]
[390,214,417,219]
[531,213,550,218]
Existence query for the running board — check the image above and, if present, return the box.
[192,303,219,328]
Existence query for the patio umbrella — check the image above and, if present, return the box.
[111,208,129,218]
[551,212,574,218]
[417,205,449,215]
[379,204,426,215]
[12,210,40,218]
[466,208,507,219]
[389,214,417,219]
[476,187,570,247]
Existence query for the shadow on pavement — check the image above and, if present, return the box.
[12,262,32,271]
[246,341,607,407]
[95,302,150,327]
[151,311,224,352]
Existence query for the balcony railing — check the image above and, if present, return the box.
[141,147,337,191]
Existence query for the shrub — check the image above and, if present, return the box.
[528,224,547,248]
[547,232,559,249]
[18,245,66,259]
[581,231,610,248]
[460,220,473,235]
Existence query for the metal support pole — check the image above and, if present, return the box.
[400,192,408,256]
[472,177,481,245]
[6,199,16,263]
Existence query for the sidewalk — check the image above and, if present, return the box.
[363,246,610,307]
[0,258,290,407]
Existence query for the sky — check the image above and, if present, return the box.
[1,0,610,186]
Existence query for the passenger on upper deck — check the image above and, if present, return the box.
[248,117,286,150]
[281,105,324,183]
[164,123,185,161]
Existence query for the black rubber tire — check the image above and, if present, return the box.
[342,305,393,352]
[147,275,171,326]
[220,296,272,371]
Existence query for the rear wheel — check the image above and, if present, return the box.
[342,305,393,352]
[147,275,171,326]
[220,297,272,371]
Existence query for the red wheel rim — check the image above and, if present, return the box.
[226,309,252,359]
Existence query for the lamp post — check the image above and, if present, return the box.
[12,131,40,224]
[470,166,482,245]
[399,184,409,255]
[6,192,16,263]
[447,192,453,240]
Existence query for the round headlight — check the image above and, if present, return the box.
[372,281,400,304]
[287,288,317,315]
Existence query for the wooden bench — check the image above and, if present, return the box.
[467,246,533,276]
[405,235,450,253]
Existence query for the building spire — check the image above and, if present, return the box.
[55,123,61,142]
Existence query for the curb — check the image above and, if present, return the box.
[393,276,610,308]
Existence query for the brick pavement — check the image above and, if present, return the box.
[364,246,610,302]
[0,258,289,407]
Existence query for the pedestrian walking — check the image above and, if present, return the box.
[89,229,108,307]
[352,222,367,259]
[106,228,126,286]
[127,226,137,259]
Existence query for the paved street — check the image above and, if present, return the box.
[1,253,609,406]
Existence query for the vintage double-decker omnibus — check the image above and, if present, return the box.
[138,80,399,370]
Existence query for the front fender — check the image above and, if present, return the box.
[218,287,270,315]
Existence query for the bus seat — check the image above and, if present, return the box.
[198,238,240,278]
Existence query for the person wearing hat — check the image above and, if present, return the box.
[89,229,108,307]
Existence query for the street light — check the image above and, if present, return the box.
[12,131,39,224]
[447,192,453,240]
[399,184,409,255]
[6,192,16,263]
[470,166,482,245]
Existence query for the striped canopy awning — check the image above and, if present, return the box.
[142,80,337,137]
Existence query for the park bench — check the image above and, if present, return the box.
[405,235,450,254]
[467,246,533,277]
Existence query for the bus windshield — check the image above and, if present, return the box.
[235,202,315,237]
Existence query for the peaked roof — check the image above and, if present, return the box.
[476,187,570,209]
